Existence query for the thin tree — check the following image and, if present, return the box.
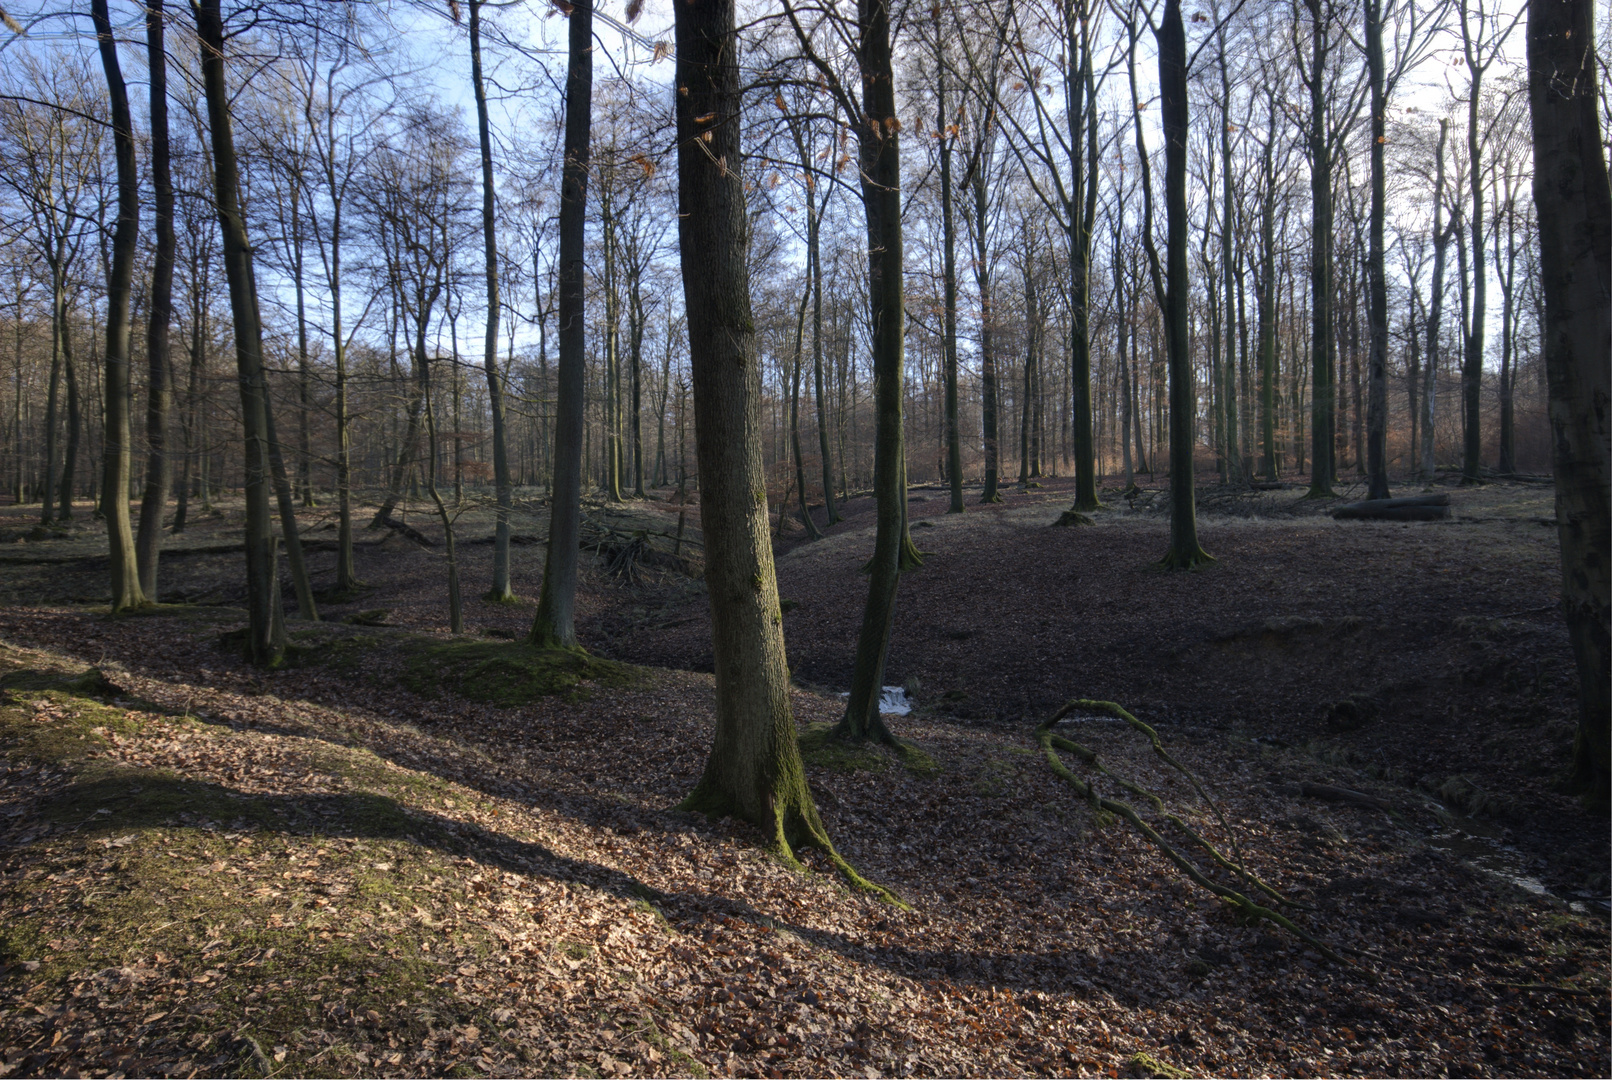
[194,0,282,660]
[135,0,176,598]
[529,0,592,650]
[90,0,145,612]
[465,0,517,602]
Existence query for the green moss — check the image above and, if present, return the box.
[1122,1051,1192,1078]
[798,722,888,774]
[398,640,640,705]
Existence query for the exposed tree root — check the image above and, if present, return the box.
[1036,699,1363,976]
[1157,546,1215,570]
[677,782,908,909]
[1052,510,1096,527]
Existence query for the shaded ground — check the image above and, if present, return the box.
[0,480,1605,1078]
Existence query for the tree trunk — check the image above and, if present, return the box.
[136,0,176,596]
[92,0,147,612]
[195,0,279,661]
[469,0,516,602]
[1364,0,1391,499]
[811,213,840,523]
[935,21,963,515]
[973,165,1000,504]
[1304,0,1337,497]
[529,0,591,650]
[1460,11,1488,485]
[1527,0,1611,802]
[674,0,841,871]
[1422,120,1449,482]
[58,345,79,521]
[1158,0,1210,568]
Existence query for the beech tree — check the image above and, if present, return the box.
[529,0,592,650]
[673,0,879,895]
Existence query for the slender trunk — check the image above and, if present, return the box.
[1305,0,1337,497]
[1422,121,1449,482]
[1218,26,1240,484]
[812,219,839,523]
[59,346,79,521]
[1364,0,1390,498]
[935,24,963,514]
[195,0,279,659]
[92,0,147,611]
[789,272,821,539]
[137,0,177,594]
[1460,24,1487,484]
[1527,0,1611,801]
[1258,122,1279,479]
[40,276,62,525]
[973,165,1000,503]
[838,0,907,742]
[424,358,462,634]
[1158,0,1210,567]
[530,0,592,650]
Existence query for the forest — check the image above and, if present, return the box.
[0,0,1607,1075]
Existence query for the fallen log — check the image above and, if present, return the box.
[1331,494,1450,521]
[1296,781,1392,812]
[374,514,436,547]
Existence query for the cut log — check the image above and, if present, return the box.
[1331,494,1450,521]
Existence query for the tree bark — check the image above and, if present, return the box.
[1527,0,1611,802]
[1363,0,1391,499]
[1304,0,1337,497]
[529,0,592,650]
[469,0,516,603]
[136,0,176,597]
[674,0,838,869]
[1422,120,1449,483]
[1158,0,1211,569]
[934,17,964,515]
[195,0,279,661]
[836,0,908,742]
[91,0,146,612]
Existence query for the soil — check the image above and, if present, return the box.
[0,477,1604,1078]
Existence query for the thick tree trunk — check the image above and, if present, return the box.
[1158,0,1210,569]
[1527,0,1611,802]
[529,0,591,650]
[469,0,516,603]
[674,0,839,870]
[136,0,175,597]
[92,0,147,612]
[195,0,279,661]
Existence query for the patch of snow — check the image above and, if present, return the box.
[834,686,914,716]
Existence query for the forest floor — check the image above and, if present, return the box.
[0,474,1605,1078]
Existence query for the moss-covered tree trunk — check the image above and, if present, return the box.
[529,0,591,650]
[91,0,147,613]
[674,0,831,860]
[1527,0,1611,802]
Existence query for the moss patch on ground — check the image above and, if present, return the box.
[797,722,940,778]
[0,653,531,1078]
